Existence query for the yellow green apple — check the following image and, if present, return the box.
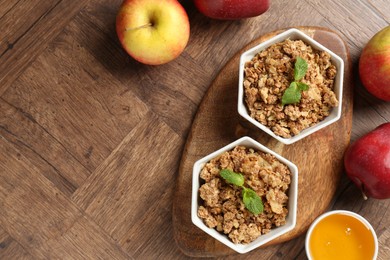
[116,0,190,65]
[359,26,390,101]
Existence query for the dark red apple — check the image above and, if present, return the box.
[194,0,270,20]
[344,123,390,199]
[359,26,390,101]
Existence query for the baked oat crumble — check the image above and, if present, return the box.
[243,39,338,138]
[197,146,291,244]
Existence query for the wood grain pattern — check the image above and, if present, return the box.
[378,229,390,260]
[0,0,389,259]
[172,27,353,257]
[0,0,88,96]
[0,226,32,259]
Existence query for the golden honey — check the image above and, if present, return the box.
[308,213,376,260]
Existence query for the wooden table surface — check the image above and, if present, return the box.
[0,0,389,259]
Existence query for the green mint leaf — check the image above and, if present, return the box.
[220,169,244,187]
[296,82,309,91]
[242,187,264,215]
[282,82,301,105]
[294,57,308,81]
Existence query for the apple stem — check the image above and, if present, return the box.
[125,23,153,32]
[362,191,368,200]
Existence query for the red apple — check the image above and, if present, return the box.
[344,123,390,199]
[194,0,270,20]
[116,0,190,65]
[359,26,390,101]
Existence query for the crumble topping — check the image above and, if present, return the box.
[198,146,291,244]
[243,39,338,138]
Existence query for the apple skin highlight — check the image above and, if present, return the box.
[116,0,190,65]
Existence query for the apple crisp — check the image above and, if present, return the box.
[197,146,291,244]
[243,39,338,138]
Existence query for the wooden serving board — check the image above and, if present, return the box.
[172,27,353,257]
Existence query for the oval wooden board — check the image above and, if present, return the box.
[172,27,353,257]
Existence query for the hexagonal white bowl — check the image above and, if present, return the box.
[238,28,344,145]
[191,136,298,254]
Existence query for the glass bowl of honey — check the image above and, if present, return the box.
[305,210,378,260]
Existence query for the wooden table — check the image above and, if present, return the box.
[0,0,389,259]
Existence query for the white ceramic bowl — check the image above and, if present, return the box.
[191,136,298,254]
[238,28,344,145]
[305,210,378,260]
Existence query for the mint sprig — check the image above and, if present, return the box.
[294,56,308,81]
[282,57,309,105]
[220,169,263,215]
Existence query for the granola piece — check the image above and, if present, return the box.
[219,186,236,201]
[245,87,259,107]
[200,161,220,182]
[272,124,291,138]
[198,206,218,228]
[199,178,220,207]
[223,211,235,234]
[229,223,262,244]
[326,65,337,79]
[273,208,288,227]
[266,189,288,214]
[259,86,269,103]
